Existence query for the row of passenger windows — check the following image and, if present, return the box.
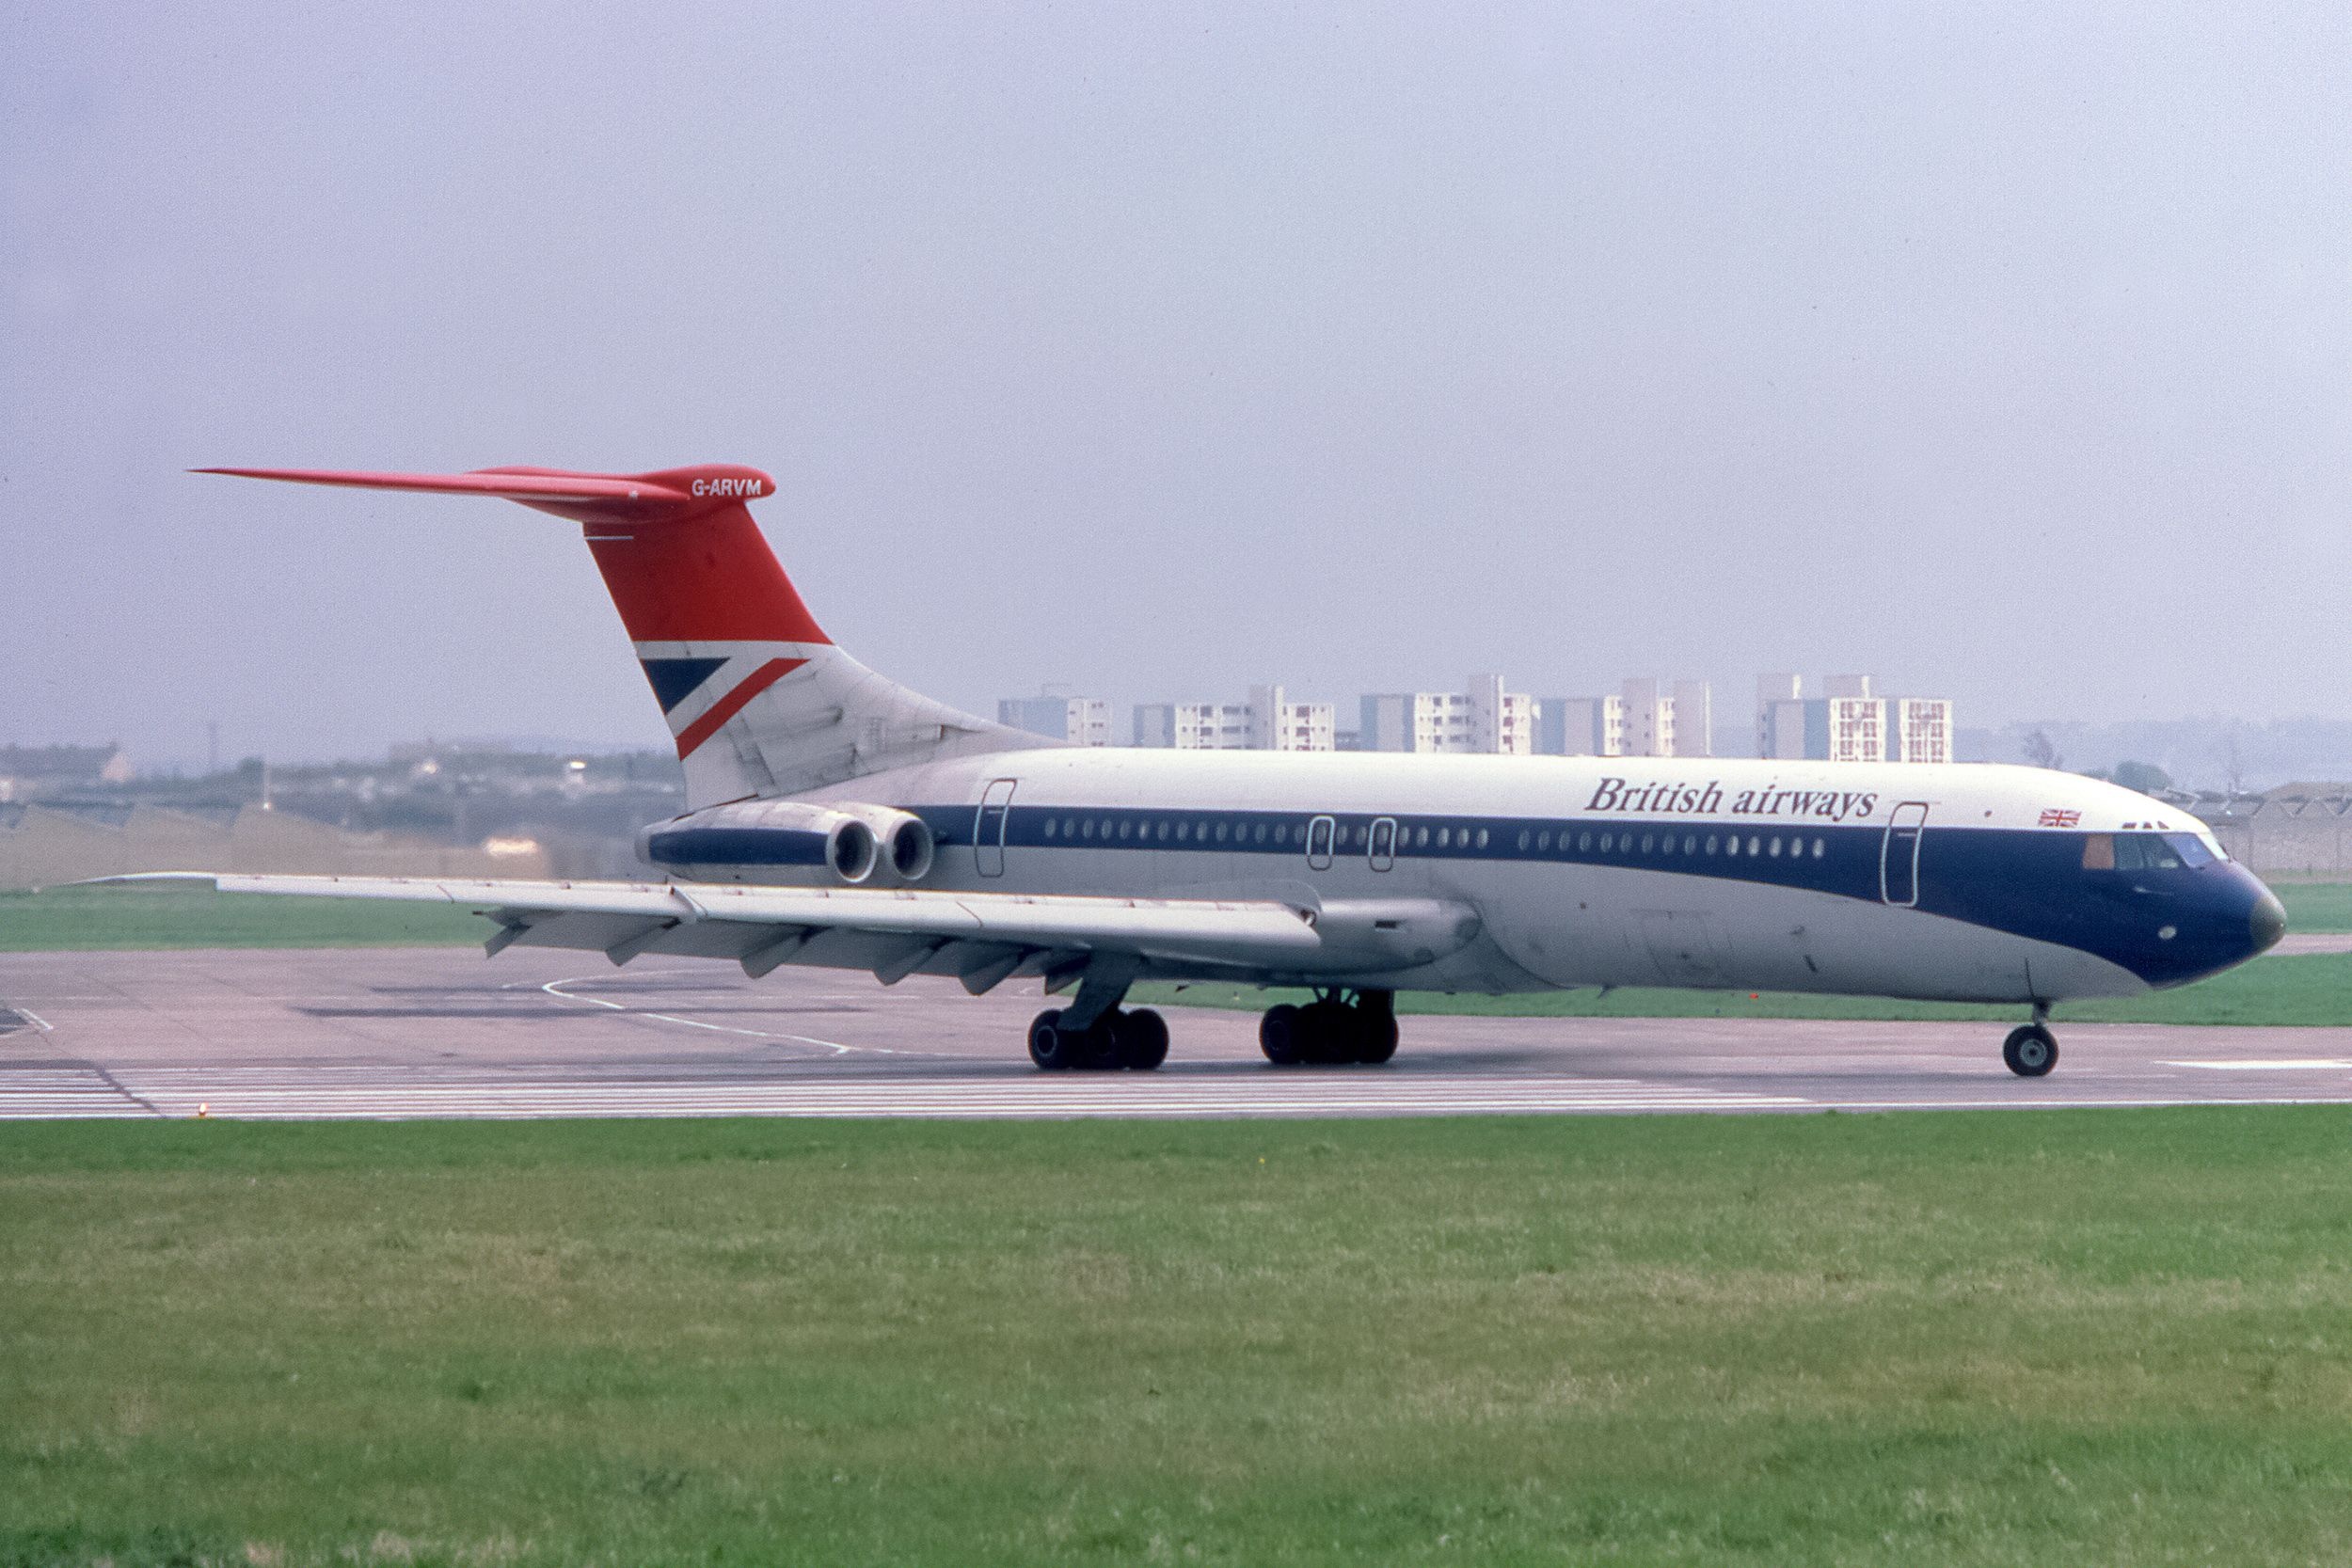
[1034,814,1830,863]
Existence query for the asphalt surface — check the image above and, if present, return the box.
[3,946,2350,1120]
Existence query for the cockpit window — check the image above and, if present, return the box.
[2082,833,2114,870]
[2113,833,2185,871]
[2166,833,2216,870]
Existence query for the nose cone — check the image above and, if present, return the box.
[2249,887,2287,956]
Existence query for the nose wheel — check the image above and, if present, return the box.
[2002,1022,2058,1077]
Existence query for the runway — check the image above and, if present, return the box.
[5,946,2352,1121]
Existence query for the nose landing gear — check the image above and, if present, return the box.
[2002,1004,2058,1077]
[1259,990,1399,1066]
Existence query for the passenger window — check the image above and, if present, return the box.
[1082,819,1095,839]
[1477,828,1490,848]
[1599,833,1613,852]
[1812,838,1825,858]
[2083,833,2115,870]
[1641,834,1654,853]
[1747,836,1761,856]
[1043,817,1058,838]
[1769,837,1782,857]
[1683,835,1697,854]
[1436,828,1450,847]
[1706,834,1719,854]
[1724,836,1739,856]
[1175,821,1189,841]
[1254,823,1267,844]
[1119,820,1133,840]
[1518,830,1532,850]
[1537,830,1551,851]
[1215,822,1229,843]
[1578,832,1592,852]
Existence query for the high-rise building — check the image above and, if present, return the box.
[1620,678,1675,758]
[1134,702,1249,749]
[1539,695,1624,756]
[1671,680,1713,758]
[1247,685,1336,752]
[1359,692,1465,752]
[1756,674,1804,758]
[1755,674,1948,763]
[1893,697,1952,764]
[1467,673,1536,756]
[999,693,1110,746]
[1361,679,1534,753]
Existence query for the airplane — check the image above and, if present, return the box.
[119,461,2285,1079]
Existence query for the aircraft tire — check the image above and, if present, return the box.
[2002,1023,2058,1078]
[1117,1008,1170,1071]
[1028,1008,1081,1071]
[1299,1000,1354,1065]
[1260,1004,1306,1066]
[1355,1007,1400,1065]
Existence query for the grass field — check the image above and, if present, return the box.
[6,1112,2352,1566]
[0,884,485,950]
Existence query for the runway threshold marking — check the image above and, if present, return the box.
[523,974,909,1057]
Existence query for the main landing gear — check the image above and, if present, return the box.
[1028,1006,1169,1071]
[2002,1005,2058,1078]
[1259,990,1399,1067]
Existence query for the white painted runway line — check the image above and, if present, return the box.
[30,1067,1810,1120]
[2162,1059,2352,1071]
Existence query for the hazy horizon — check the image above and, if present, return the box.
[6,4,2345,771]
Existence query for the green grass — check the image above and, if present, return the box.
[2278,879,2352,932]
[7,1112,2352,1565]
[0,884,485,950]
[1139,951,2352,1027]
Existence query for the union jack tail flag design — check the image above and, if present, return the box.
[2039,808,2082,828]
[195,463,1050,808]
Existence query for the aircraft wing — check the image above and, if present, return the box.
[85,872,1361,992]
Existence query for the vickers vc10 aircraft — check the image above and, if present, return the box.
[133,463,2284,1078]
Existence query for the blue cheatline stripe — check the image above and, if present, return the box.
[908,803,2260,988]
[639,657,730,714]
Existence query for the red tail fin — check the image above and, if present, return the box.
[196,464,829,645]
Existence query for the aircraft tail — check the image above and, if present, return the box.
[199,464,1055,807]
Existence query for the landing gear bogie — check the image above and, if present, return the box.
[1028,1006,1169,1072]
[1259,990,1399,1068]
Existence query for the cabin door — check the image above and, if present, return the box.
[1880,801,1928,906]
[975,778,1017,878]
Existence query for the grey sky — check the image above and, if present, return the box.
[5,2,2345,768]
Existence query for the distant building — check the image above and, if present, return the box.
[1893,697,1953,765]
[1468,674,1536,756]
[998,694,1110,747]
[1360,692,1465,753]
[1134,702,1248,750]
[1619,678,1673,758]
[1535,679,1707,758]
[1540,695,1624,757]
[1361,677,1535,753]
[1756,675,1804,759]
[1672,680,1713,758]
[1755,674,1949,763]
[0,743,134,803]
[1246,685,1335,752]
